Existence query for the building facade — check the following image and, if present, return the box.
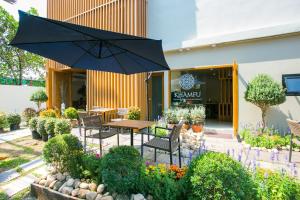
[46,0,300,134]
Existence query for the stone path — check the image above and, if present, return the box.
[1,175,36,197]
[0,128,31,144]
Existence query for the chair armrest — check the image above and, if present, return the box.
[82,126,102,130]
[155,126,172,131]
[141,131,170,139]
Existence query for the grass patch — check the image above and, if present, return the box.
[0,191,8,200]
[11,187,31,200]
[0,158,29,170]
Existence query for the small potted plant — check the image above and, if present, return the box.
[176,108,190,130]
[37,118,48,141]
[0,112,7,133]
[30,90,48,112]
[22,108,37,126]
[190,106,206,133]
[39,109,57,118]
[54,119,72,135]
[63,107,78,127]
[164,109,179,129]
[45,118,57,138]
[7,113,21,131]
[29,117,41,139]
[128,106,141,132]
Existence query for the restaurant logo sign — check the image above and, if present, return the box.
[173,74,202,102]
[179,74,195,90]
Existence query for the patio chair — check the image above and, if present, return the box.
[141,122,183,167]
[81,115,119,156]
[111,108,128,122]
[78,111,89,136]
[287,119,300,162]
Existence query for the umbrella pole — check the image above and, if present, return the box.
[145,72,152,121]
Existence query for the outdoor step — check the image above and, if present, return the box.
[0,128,31,144]
[1,174,36,197]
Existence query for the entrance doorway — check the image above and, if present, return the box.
[149,73,164,120]
[71,72,86,109]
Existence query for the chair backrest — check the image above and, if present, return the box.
[78,111,88,119]
[170,122,184,142]
[287,119,300,137]
[82,115,102,128]
[117,108,128,116]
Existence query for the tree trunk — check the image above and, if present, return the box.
[261,105,268,132]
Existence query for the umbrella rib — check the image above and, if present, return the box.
[72,41,99,59]
[105,44,128,74]
[70,42,99,67]
[125,52,152,72]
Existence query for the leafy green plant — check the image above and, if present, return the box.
[30,90,48,111]
[151,121,168,136]
[128,106,141,120]
[164,109,178,124]
[245,74,286,131]
[81,153,102,184]
[190,106,205,125]
[176,108,190,124]
[45,118,57,136]
[39,109,57,118]
[37,117,47,136]
[22,108,36,125]
[7,113,21,126]
[63,107,78,119]
[0,112,7,129]
[29,117,38,131]
[54,119,71,135]
[254,168,300,200]
[186,152,258,200]
[43,134,83,177]
[101,146,144,195]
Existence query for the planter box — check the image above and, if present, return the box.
[31,183,79,200]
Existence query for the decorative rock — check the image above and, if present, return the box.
[97,184,105,194]
[41,174,47,180]
[103,192,110,197]
[86,191,98,200]
[95,194,103,200]
[146,195,153,200]
[58,182,68,193]
[39,179,47,186]
[66,178,75,187]
[49,180,57,189]
[63,172,70,176]
[74,179,81,189]
[66,175,72,181]
[34,178,41,184]
[116,194,129,200]
[80,182,89,189]
[47,174,56,181]
[100,196,113,200]
[62,186,73,195]
[130,194,145,200]
[56,173,66,181]
[72,188,80,197]
[53,181,64,191]
[45,179,53,187]
[89,183,97,191]
[78,189,90,199]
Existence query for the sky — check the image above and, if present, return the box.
[0,0,47,20]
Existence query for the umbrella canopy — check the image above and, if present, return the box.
[10,11,169,75]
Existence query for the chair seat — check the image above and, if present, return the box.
[143,137,179,152]
[86,130,118,139]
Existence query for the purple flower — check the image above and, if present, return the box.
[256,149,260,158]
[231,149,235,157]
[270,151,275,162]
[227,149,230,156]
[264,172,269,179]
[238,153,242,162]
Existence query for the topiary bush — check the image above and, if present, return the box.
[254,168,300,200]
[0,112,7,130]
[64,107,78,119]
[39,109,57,118]
[30,90,48,111]
[43,134,83,177]
[245,74,286,131]
[45,118,57,137]
[29,117,40,139]
[54,119,71,135]
[37,117,47,141]
[81,153,102,184]
[7,113,21,130]
[101,146,144,195]
[22,108,36,125]
[186,152,258,200]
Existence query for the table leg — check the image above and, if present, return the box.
[130,129,134,146]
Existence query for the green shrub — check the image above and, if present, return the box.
[128,106,141,120]
[187,152,258,200]
[39,109,57,118]
[176,108,190,124]
[164,109,178,124]
[29,117,39,132]
[45,118,57,136]
[245,74,286,130]
[101,146,144,195]
[37,118,47,136]
[190,105,206,125]
[30,90,48,111]
[7,113,21,126]
[43,134,83,177]
[64,107,78,119]
[0,112,7,129]
[22,108,36,125]
[254,168,300,200]
[81,153,102,184]
[54,119,71,134]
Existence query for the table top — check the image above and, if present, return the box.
[105,120,155,130]
[90,108,116,113]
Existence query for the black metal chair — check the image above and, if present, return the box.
[287,119,300,162]
[78,111,89,136]
[141,122,183,167]
[81,115,119,156]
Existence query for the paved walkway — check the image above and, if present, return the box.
[0,128,31,144]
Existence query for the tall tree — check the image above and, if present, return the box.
[0,6,44,84]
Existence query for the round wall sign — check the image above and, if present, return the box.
[179,74,195,90]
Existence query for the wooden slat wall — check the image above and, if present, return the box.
[46,0,147,119]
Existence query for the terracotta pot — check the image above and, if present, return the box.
[192,124,204,133]
[182,123,190,130]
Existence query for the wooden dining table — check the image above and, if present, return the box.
[105,120,155,146]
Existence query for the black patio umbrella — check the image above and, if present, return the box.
[10,11,170,75]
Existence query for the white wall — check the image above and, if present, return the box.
[0,85,46,114]
[148,0,300,50]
